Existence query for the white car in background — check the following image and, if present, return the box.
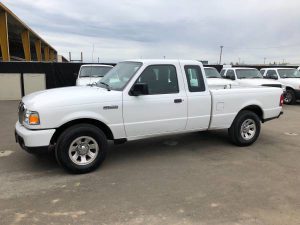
[220,67,284,90]
[204,67,237,89]
[76,64,113,86]
[260,68,300,104]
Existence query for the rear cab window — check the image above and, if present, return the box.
[184,65,205,92]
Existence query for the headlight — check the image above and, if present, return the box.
[24,110,40,125]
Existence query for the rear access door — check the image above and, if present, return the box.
[180,62,211,130]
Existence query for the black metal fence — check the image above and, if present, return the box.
[0,62,116,91]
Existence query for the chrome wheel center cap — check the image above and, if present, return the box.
[78,144,89,155]
[243,126,250,133]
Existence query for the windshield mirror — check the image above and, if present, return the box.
[204,68,221,78]
[278,69,300,78]
[97,62,142,91]
[236,69,262,79]
[79,66,112,78]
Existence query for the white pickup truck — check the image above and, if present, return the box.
[260,68,300,104]
[204,67,236,89]
[220,67,284,90]
[76,64,113,86]
[15,60,283,173]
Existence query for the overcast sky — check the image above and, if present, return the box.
[2,0,300,64]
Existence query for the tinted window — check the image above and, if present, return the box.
[225,70,235,79]
[184,65,205,92]
[220,69,226,77]
[79,66,112,77]
[135,65,179,95]
[266,70,277,78]
[204,67,222,78]
[277,69,300,78]
[236,69,262,79]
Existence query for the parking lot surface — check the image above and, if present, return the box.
[0,100,300,225]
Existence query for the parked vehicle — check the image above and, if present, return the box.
[204,67,237,89]
[220,67,285,90]
[76,64,113,86]
[297,66,300,71]
[15,60,283,173]
[260,68,300,104]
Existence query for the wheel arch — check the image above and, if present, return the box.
[285,86,295,91]
[50,118,114,145]
[235,105,264,123]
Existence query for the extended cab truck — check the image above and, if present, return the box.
[220,67,285,91]
[204,67,237,89]
[260,68,300,104]
[76,64,113,86]
[15,60,284,173]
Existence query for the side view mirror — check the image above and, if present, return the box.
[227,74,235,80]
[74,73,78,78]
[130,83,149,96]
[269,74,278,80]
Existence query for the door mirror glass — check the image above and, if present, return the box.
[130,83,149,96]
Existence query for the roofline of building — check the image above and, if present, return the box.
[0,2,56,53]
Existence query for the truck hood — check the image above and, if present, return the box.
[76,77,102,86]
[280,78,300,89]
[238,79,282,86]
[22,86,121,110]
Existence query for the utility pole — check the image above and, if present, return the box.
[219,46,223,65]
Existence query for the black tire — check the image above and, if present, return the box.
[228,110,261,146]
[284,89,296,105]
[55,123,108,174]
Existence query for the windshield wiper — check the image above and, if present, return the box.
[99,81,111,91]
[208,76,220,78]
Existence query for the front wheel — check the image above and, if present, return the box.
[55,124,108,173]
[284,90,296,105]
[228,110,261,146]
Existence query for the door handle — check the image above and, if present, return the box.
[174,99,183,103]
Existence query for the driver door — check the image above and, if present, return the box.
[123,64,188,139]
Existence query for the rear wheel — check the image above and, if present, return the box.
[284,89,296,105]
[55,124,108,173]
[228,110,261,146]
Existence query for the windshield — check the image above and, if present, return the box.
[278,69,300,78]
[97,62,142,91]
[204,68,222,78]
[79,66,112,78]
[236,69,263,79]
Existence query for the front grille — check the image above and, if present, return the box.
[18,102,25,124]
[262,84,282,88]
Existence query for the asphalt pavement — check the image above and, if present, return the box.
[0,100,300,225]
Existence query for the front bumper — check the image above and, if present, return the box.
[15,121,55,152]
